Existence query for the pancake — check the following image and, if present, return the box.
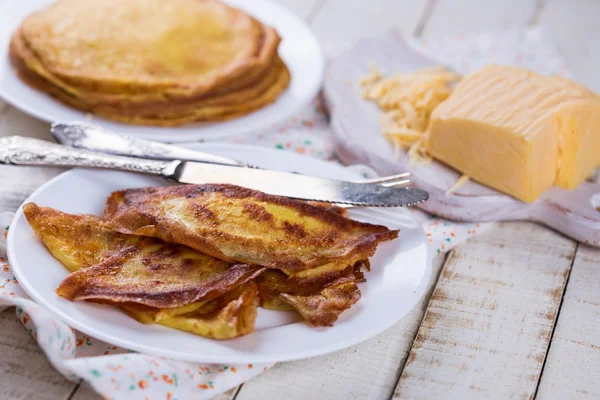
[16,0,278,96]
[104,184,399,273]
[10,22,281,104]
[58,58,288,119]
[256,261,366,326]
[24,203,262,339]
[22,203,139,272]
[11,38,285,112]
[96,282,258,339]
[10,28,290,126]
[24,203,263,309]
[87,61,289,126]
[55,240,263,309]
[159,282,259,340]
[119,301,211,324]
[90,58,286,113]
[281,282,361,327]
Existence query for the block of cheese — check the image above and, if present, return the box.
[425,65,600,203]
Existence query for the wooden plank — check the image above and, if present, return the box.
[536,245,600,399]
[235,255,448,400]
[393,222,576,399]
[423,0,538,37]
[0,309,77,400]
[538,0,600,93]
[310,0,428,43]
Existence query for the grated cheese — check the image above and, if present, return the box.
[360,64,461,165]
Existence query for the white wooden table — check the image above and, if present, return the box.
[2,1,600,399]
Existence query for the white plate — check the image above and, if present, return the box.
[7,144,431,364]
[0,0,324,143]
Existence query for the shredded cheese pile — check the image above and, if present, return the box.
[360,64,461,166]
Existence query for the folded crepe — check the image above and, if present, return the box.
[104,184,399,274]
[256,261,367,326]
[24,203,262,339]
[25,187,394,332]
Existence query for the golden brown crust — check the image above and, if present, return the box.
[85,65,288,126]
[24,203,264,309]
[158,281,259,340]
[9,0,290,126]
[117,301,209,324]
[55,240,264,308]
[104,184,399,272]
[88,59,287,115]
[10,29,290,125]
[280,282,361,327]
[16,0,277,95]
[256,261,366,326]
[78,60,290,123]
[10,24,281,106]
[24,189,390,332]
[22,203,138,272]
[102,281,259,339]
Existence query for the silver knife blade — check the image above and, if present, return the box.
[170,161,428,207]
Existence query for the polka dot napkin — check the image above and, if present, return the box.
[0,28,568,399]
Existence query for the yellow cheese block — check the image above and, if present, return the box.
[425,65,600,203]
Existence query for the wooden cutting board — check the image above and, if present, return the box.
[323,31,600,247]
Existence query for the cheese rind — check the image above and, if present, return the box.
[425,65,600,202]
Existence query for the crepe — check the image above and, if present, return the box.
[9,0,290,125]
[10,25,284,107]
[23,203,138,272]
[160,282,259,339]
[15,0,272,95]
[41,59,290,126]
[55,241,263,308]
[23,203,261,338]
[256,261,367,326]
[24,187,396,332]
[10,46,289,125]
[104,184,399,273]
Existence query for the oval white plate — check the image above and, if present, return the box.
[0,0,324,143]
[7,144,431,364]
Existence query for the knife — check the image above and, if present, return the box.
[0,136,428,207]
[50,121,250,167]
[50,121,413,187]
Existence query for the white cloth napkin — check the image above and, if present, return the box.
[0,28,568,399]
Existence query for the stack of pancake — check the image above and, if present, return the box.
[9,0,290,126]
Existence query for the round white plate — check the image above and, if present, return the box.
[7,144,431,364]
[0,0,324,143]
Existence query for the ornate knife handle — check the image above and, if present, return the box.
[50,121,247,167]
[0,136,180,177]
